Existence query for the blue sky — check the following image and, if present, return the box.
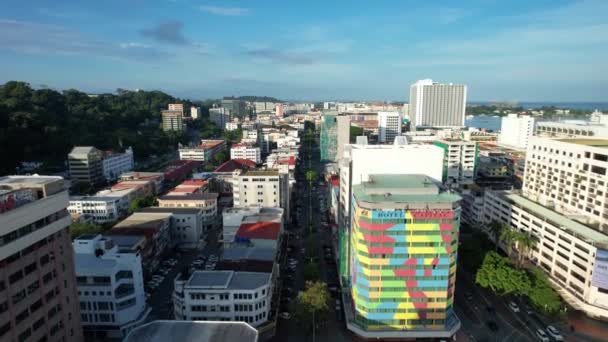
[0,0,607,101]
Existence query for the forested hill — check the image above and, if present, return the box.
[0,81,191,175]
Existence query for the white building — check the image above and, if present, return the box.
[232,170,288,215]
[338,139,444,230]
[498,114,535,150]
[535,111,608,138]
[141,207,204,249]
[102,147,134,182]
[68,195,124,224]
[483,190,608,320]
[231,144,262,164]
[158,193,219,233]
[191,106,201,119]
[173,271,272,327]
[225,122,239,131]
[168,103,184,115]
[162,110,184,132]
[409,79,467,129]
[433,139,477,187]
[523,137,608,232]
[179,140,227,162]
[73,234,150,339]
[210,108,230,130]
[377,111,401,143]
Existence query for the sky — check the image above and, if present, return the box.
[0,0,607,102]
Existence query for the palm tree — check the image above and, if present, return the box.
[500,227,518,258]
[515,232,537,268]
[487,220,505,251]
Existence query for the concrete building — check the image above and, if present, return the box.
[230,144,262,164]
[343,174,461,339]
[190,106,201,120]
[336,114,351,161]
[141,207,204,249]
[535,110,608,138]
[338,141,444,232]
[69,146,104,186]
[173,271,272,327]
[210,108,231,130]
[433,139,477,188]
[523,137,608,232]
[221,99,247,118]
[212,159,257,195]
[119,172,165,195]
[225,122,239,131]
[125,321,258,342]
[73,234,149,339]
[275,104,283,118]
[158,193,218,233]
[498,114,535,150]
[68,194,125,224]
[0,175,84,342]
[168,103,184,115]
[162,110,184,132]
[102,147,134,182]
[377,111,401,143]
[232,170,289,219]
[409,79,467,129]
[179,140,227,163]
[483,190,608,320]
[320,112,350,162]
[221,207,283,244]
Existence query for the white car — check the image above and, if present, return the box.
[536,329,549,342]
[508,302,520,313]
[279,312,291,320]
[546,325,564,341]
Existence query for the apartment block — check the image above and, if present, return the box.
[409,79,466,129]
[179,140,227,163]
[102,147,134,182]
[68,146,104,186]
[377,111,401,144]
[0,176,84,342]
[162,110,184,132]
[168,103,184,115]
[498,114,535,150]
[483,190,608,320]
[230,144,262,164]
[232,170,289,220]
[173,271,272,327]
[210,108,230,130]
[523,137,608,232]
[344,174,461,339]
[140,207,204,249]
[191,106,201,120]
[433,139,477,187]
[73,234,150,339]
[158,193,218,232]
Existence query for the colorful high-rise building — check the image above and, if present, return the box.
[344,174,461,339]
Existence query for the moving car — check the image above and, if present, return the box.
[279,312,291,320]
[546,325,564,341]
[509,301,520,313]
[536,329,550,342]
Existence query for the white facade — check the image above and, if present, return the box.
[231,145,262,164]
[190,106,201,119]
[68,196,124,223]
[232,171,281,209]
[338,142,444,229]
[377,111,401,143]
[74,235,150,339]
[173,271,272,327]
[141,207,204,249]
[210,108,230,130]
[483,190,608,320]
[168,103,184,114]
[225,122,239,131]
[523,137,608,232]
[498,114,535,150]
[102,147,134,182]
[409,79,467,129]
[435,139,477,187]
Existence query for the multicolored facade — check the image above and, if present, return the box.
[343,174,461,339]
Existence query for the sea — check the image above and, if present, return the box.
[465,102,608,132]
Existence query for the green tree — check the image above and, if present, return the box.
[527,268,562,315]
[500,227,518,259]
[349,125,364,143]
[69,222,103,240]
[129,196,157,213]
[305,170,317,186]
[213,151,227,165]
[514,232,538,268]
[487,220,506,251]
[475,251,531,295]
[295,281,330,335]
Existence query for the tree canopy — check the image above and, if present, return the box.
[69,222,103,240]
[295,281,330,326]
[0,81,193,174]
[129,195,158,214]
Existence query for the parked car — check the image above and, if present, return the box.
[509,301,520,313]
[536,329,550,342]
[546,325,564,341]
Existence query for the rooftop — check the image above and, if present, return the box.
[69,146,99,155]
[124,320,258,342]
[214,159,257,172]
[222,247,276,262]
[140,207,202,215]
[0,175,64,186]
[236,222,281,240]
[113,212,171,230]
[186,271,271,290]
[198,140,226,149]
[159,193,218,201]
[74,253,117,274]
[353,174,461,205]
[240,170,279,176]
[555,138,608,148]
[499,191,608,247]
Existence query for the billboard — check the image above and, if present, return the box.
[592,249,608,290]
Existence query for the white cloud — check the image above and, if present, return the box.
[199,5,249,16]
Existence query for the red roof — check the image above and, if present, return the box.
[214,159,257,172]
[236,222,281,240]
[278,156,296,166]
[180,179,207,186]
[331,175,339,187]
